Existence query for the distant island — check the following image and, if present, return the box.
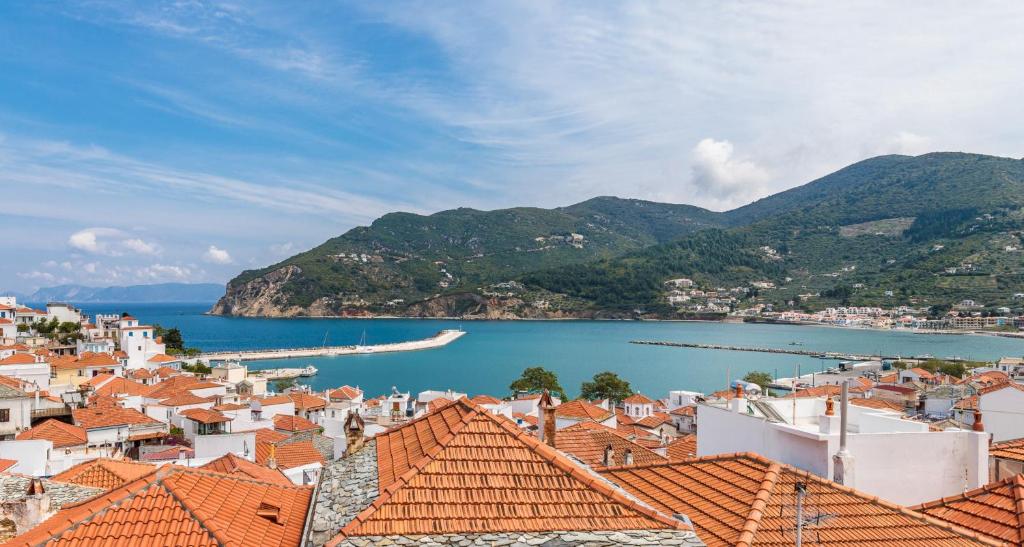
[18,283,225,304]
[211,152,1024,320]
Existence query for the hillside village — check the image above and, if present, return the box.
[0,296,1021,544]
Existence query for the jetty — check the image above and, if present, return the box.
[250,366,318,380]
[628,340,950,362]
[194,329,465,362]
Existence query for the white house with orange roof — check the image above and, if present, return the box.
[250,395,296,421]
[952,381,1024,442]
[117,317,170,370]
[623,393,656,419]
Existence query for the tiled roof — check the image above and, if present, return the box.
[254,428,291,444]
[0,459,17,473]
[95,377,154,397]
[599,452,995,547]
[954,395,979,411]
[554,399,613,422]
[555,422,667,467]
[213,402,250,411]
[329,385,362,400]
[0,353,38,365]
[880,372,899,383]
[666,434,697,460]
[426,396,455,413]
[257,395,294,406]
[333,399,684,541]
[978,380,1024,396]
[289,392,327,410]
[875,384,919,395]
[671,405,696,416]
[908,367,936,379]
[75,352,120,367]
[990,439,1024,463]
[82,373,114,387]
[142,446,194,461]
[9,466,313,547]
[50,458,156,490]
[146,353,179,363]
[851,397,906,412]
[127,368,153,379]
[154,365,178,378]
[634,412,670,429]
[16,419,88,448]
[200,453,292,485]
[470,394,502,405]
[146,375,202,399]
[623,393,655,404]
[73,405,162,429]
[511,412,538,427]
[159,392,213,407]
[273,414,319,432]
[181,408,232,424]
[256,440,325,470]
[913,474,1024,545]
[0,374,29,391]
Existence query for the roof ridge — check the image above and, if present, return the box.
[735,462,781,547]
[598,451,773,472]
[1012,475,1024,543]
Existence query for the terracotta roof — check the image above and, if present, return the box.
[9,466,313,547]
[0,459,17,473]
[147,353,179,363]
[181,408,232,424]
[154,365,178,378]
[634,412,671,429]
[159,392,213,407]
[426,396,455,413]
[954,395,979,411]
[554,399,614,422]
[666,434,697,460]
[623,393,655,404]
[0,374,29,391]
[200,452,292,485]
[555,422,667,467]
[333,398,684,541]
[511,412,538,427]
[254,428,291,444]
[914,474,1024,545]
[470,394,502,405]
[599,452,996,547]
[50,458,156,490]
[82,373,114,387]
[257,395,293,406]
[908,367,936,379]
[978,380,1024,397]
[851,398,906,412]
[289,392,326,410]
[16,419,88,448]
[142,445,194,461]
[127,368,153,379]
[256,440,324,470]
[73,405,162,429]
[671,405,696,416]
[991,439,1024,463]
[875,384,919,395]
[95,377,154,397]
[329,385,362,400]
[213,402,250,411]
[273,414,319,432]
[145,375,202,399]
[128,431,168,441]
[880,372,899,383]
[75,352,120,367]
[0,353,38,365]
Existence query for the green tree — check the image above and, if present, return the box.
[742,371,774,391]
[16,323,29,333]
[182,361,212,375]
[938,361,967,378]
[509,366,566,399]
[579,371,633,403]
[273,378,297,392]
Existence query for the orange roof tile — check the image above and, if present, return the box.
[95,377,154,397]
[599,452,996,547]
[9,466,313,547]
[159,392,213,407]
[256,440,324,470]
[666,434,697,460]
[127,368,153,379]
[147,353,179,363]
[623,393,655,404]
[634,412,671,429]
[16,419,88,448]
[470,394,502,405]
[908,367,936,379]
[254,428,291,444]
[142,445,194,461]
[50,458,156,490]
[990,439,1024,463]
[145,375,202,399]
[426,396,454,413]
[153,365,178,378]
[0,353,38,365]
[554,399,613,422]
[511,412,538,427]
[0,459,17,473]
[670,404,696,416]
[954,395,979,411]
[257,395,293,406]
[289,392,326,410]
[273,414,319,432]
[555,422,667,467]
[851,397,906,412]
[333,399,684,542]
[81,373,114,387]
[914,474,1024,545]
[73,405,162,429]
[0,374,29,391]
[200,452,292,485]
[75,352,120,367]
[329,385,362,400]
[880,372,899,383]
[182,408,232,424]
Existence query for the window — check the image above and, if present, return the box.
[0,409,9,423]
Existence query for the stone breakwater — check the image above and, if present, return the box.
[628,340,938,362]
[193,329,465,362]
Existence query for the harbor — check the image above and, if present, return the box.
[629,340,948,362]
[249,365,319,380]
[192,329,466,362]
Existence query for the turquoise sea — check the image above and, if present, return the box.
[70,303,1024,399]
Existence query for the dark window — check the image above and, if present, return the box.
[0,409,9,423]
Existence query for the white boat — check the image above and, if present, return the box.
[300,365,318,376]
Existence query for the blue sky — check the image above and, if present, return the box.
[2,1,1023,292]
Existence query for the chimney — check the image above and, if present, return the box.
[832,380,855,487]
[266,443,278,469]
[624,448,634,466]
[825,395,835,416]
[344,410,366,454]
[972,409,985,432]
[603,444,615,467]
[730,382,745,413]
[538,390,557,447]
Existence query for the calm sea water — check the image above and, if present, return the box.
[68,303,1024,399]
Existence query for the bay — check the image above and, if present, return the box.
[70,303,1024,399]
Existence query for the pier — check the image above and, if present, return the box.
[193,329,466,362]
[628,340,944,362]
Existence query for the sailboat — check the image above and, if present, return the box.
[356,330,375,354]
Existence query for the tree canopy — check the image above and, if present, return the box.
[579,371,632,404]
[509,366,566,399]
[742,371,773,391]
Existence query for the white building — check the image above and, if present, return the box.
[0,384,33,440]
[45,303,81,325]
[953,382,1024,442]
[698,392,987,506]
[118,319,168,370]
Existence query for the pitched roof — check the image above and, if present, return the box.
[666,434,697,460]
[623,393,655,404]
[991,439,1024,463]
[273,414,319,432]
[257,395,293,406]
[0,353,38,365]
[332,399,684,542]
[73,405,162,429]
[153,365,178,378]
[146,353,179,363]
[256,440,324,470]
[470,394,502,405]
[954,395,979,411]
[598,452,996,547]
[908,367,936,379]
[50,458,157,490]
[159,392,213,407]
[127,368,153,379]
[670,405,696,416]
[851,397,906,412]
[9,466,313,547]
[289,392,326,410]
[328,385,362,400]
[16,419,88,448]
[913,474,1024,545]
[0,459,17,473]
[875,384,919,395]
[553,399,614,421]
[75,352,120,367]
[181,408,232,424]
[94,377,154,397]
[254,428,291,444]
[200,453,292,485]
[978,380,1024,397]
[555,422,666,467]
[634,412,671,429]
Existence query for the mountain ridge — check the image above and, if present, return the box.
[19,283,225,304]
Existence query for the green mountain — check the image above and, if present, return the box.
[212,152,1024,318]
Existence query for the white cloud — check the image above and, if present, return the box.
[17,271,56,282]
[135,263,195,281]
[690,139,771,207]
[68,229,102,253]
[203,245,233,264]
[122,238,160,256]
[66,227,160,257]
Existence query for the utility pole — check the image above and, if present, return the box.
[794,481,807,547]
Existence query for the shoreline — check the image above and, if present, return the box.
[190,329,466,362]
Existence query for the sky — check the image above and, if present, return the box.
[2,1,1023,293]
